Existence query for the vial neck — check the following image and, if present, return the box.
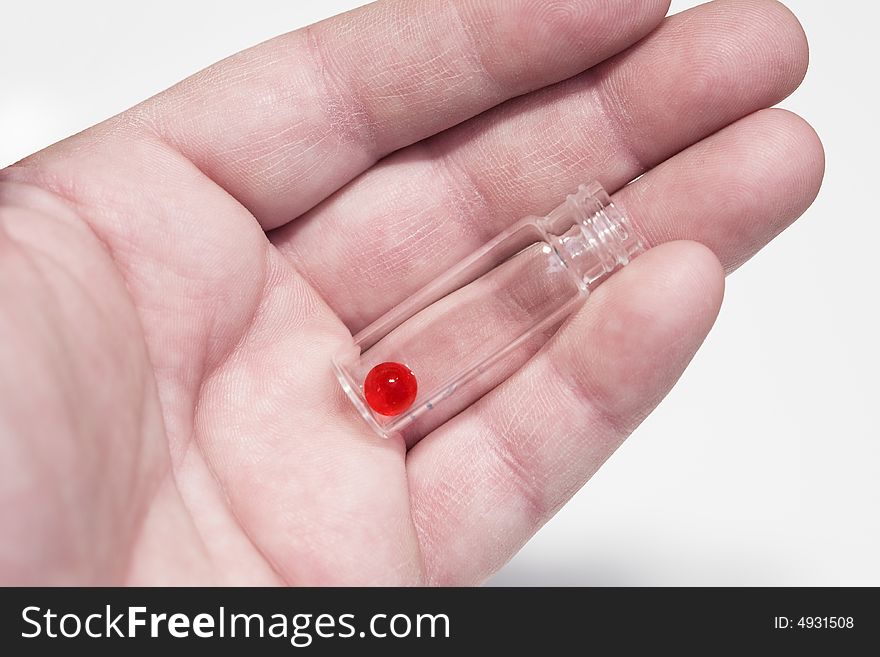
[536,182,645,289]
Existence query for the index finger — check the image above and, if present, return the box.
[136,0,670,228]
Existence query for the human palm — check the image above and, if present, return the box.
[0,0,822,585]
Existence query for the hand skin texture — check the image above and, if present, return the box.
[0,0,823,585]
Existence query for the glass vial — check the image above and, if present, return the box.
[334,182,645,439]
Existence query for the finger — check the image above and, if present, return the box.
[616,108,825,273]
[406,242,725,584]
[272,0,809,329]
[135,0,670,229]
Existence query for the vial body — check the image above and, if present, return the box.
[334,182,643,439]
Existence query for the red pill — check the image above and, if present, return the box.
[363,362,418,416]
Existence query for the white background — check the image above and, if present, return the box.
[1,1,877,585]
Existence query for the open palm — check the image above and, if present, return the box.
[0,0,822,585]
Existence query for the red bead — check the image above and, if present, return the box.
[363,362,418,416]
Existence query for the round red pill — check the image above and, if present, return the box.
[363,362,418,416]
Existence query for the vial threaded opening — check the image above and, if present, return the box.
[539,182,645,288]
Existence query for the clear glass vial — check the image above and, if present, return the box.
[334,182,645,439]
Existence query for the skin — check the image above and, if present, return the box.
[0,0,823,585]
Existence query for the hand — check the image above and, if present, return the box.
[0,0,822,585]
